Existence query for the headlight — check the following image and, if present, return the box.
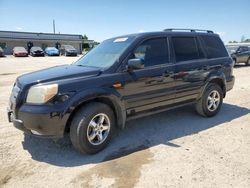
[26,84,58,104]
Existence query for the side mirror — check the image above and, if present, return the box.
[127,58,144,71]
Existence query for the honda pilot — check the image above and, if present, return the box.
[8,29,235,154]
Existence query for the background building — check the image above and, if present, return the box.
[0,30,83,54]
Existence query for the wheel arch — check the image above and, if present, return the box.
[64,95,126,134]
[199,75,226,100]
[209,78,226,97]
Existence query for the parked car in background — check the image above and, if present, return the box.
[0,47,4,57]
[13,47,28,57]
[30,46,45,57]
[45,47,60,56]
[60,45,77,56]
[8,29,235,154]
[226,45,238,55]
[231,46,250,66]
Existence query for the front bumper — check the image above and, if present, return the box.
[7,104,69,138]
[47,52,59,56]
[66,52,77,56]
[32,53,44,56]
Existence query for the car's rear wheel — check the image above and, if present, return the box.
[70,102,115,154]
[196,83,223,117]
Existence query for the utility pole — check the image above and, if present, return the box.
[53,19,56,34]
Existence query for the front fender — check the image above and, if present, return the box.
[64,87,126,129]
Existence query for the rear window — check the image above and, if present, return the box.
[172,37,205,62]
[201,36,228,58]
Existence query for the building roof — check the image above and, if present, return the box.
[0,30,83,42]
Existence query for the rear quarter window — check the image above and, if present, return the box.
[201,35,228,58]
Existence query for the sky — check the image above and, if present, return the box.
[0,0,249,43]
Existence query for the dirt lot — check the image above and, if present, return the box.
[0,56,249,188]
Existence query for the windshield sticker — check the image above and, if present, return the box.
[113,37,128,42]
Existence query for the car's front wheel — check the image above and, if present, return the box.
[70,102,115,154]
[196,83,223,117]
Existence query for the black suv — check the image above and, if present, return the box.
[231,45,250,66]
[8,29,235,154]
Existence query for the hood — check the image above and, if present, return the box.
[17,64,101,86]
[66,49,77,52]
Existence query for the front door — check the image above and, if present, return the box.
[120,37,175,115]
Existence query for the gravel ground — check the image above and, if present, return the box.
[0,56,249,188]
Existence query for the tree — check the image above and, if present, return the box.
[241,35,245,42]
[243,39,250,43]
[82,34,88,40]
[228,40,238,43]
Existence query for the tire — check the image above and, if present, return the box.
[246,58,250,66]
[195,83,223,117]
[70,102,115,154]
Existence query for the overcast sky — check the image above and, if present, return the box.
[0,0,249,43]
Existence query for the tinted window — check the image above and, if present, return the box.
[238,46,249,52]
[201,36,228,58]
[133,38,169,67]
[172,37,204,62]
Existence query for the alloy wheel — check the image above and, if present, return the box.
[87,113,111,145]
[207,90,220,112]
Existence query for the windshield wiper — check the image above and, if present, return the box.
[76,64,100,68]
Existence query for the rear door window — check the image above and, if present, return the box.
[172,37,204,62]
[201,36,228,58]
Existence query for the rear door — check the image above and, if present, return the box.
[121,37,175,114]
[171,36,207,103]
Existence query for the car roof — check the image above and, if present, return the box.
[111,30,219,40]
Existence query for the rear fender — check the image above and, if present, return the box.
[198,71,226,99]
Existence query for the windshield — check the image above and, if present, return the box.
[74,36,134,69]
[14,47,26,51]
[64,45,75,50]
[32,47,42,50]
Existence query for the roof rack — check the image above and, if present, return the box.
[164,28,214,33]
